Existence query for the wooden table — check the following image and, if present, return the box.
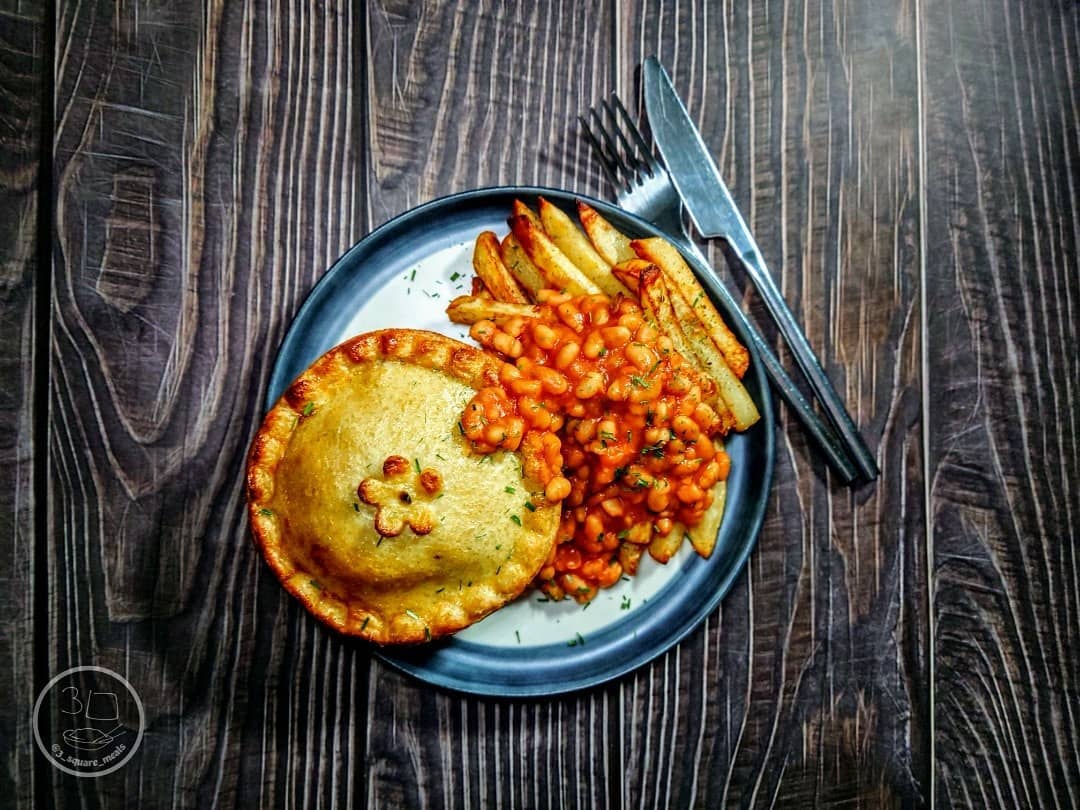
[2,1,1077,807]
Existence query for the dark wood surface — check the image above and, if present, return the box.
[1,0,1075,807]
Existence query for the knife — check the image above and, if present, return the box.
[643,57,879,482]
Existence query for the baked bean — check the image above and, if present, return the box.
[463,289,742,603]
[557,302,585,332]
[532,366,569,395]
[606,376,631,401]
[574,371,604,399]
[625,342,658,371]
[554,341,580,369]
[600,325,632,348]
[503,317,527,337]
[532,323,558,350]
[507,377,542,398]
[672,414,700,441]
[647,480,671,512]
[582,330,606,359]
[600,498,624,517]
[676,481,705,505]
[536,289,570,305]
[545,476,571,502]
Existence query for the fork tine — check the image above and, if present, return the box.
[585,107,636,193]
[598,96,651,181]
[609,94,658,178]
[579,113,625,194]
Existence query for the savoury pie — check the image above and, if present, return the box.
[246,329,560,644]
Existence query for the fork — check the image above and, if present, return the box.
[581,95,861,484]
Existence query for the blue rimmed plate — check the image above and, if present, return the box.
[266,186,775,696]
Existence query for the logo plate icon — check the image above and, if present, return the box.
[33,666,145,777]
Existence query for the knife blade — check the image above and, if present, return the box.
[643,56,878,481]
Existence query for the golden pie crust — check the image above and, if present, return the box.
[246,329,560,644]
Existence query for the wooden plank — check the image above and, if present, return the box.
[49,0,370,804]
[360,2,620,807]
[0,2,44,806]
[920,1,1080,807]
[618,1,930,806]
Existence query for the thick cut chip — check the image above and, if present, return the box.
[508,214,602,296]
[246,329,560,644]
[537,197,628,297]
[577,200,637,265]
[473,231,529,303]
[631,237,750,378]
[500,233,547,298]
[686,481,726,558]
[446,295,540,325]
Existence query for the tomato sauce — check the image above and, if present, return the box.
[460,290,731,601]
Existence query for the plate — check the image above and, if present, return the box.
[266,186,775,696]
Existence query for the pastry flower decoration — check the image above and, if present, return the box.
[358,455,444,538]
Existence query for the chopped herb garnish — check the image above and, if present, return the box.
[515,630,521,644]
[614,466,628,480]
[509,514,522,526]
[629,374,649,388]
[310,579,322,590]
[504,485,516,494]
[353,502,360,512]
[457,421,466,436]
[410,269,416,281]
[424,627,432,641]
[450,271,461,281]
[617,529,630,539]
[620,596,632,610]
[692,291,703,307]
[598,347,608,356]
[496,565,502,574]
[302,402,316,416]
[413,458,422,474]
[599,430,616,443]
[258,507,274,517]
[435,587,445,593]
[567,632,586,647]
[360,617,370,632]
[641,442,666,458]
[435,453,446,461]
[524,501,537,512]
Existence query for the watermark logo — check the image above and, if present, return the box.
[33,666,145,777]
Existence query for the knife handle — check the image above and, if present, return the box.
[734,244,879,482]
[676,239,862,484]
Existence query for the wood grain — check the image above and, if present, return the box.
[49,0,370,805]
[921,0,1080,806]
[0,1,43,806]
[617,1,930,806]
[356,0,929,807]
[33,0,1080,805]
[361,2,622,808]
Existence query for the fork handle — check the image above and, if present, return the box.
[676,239,862,484]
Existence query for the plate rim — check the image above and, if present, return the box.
[265,184,776,697]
